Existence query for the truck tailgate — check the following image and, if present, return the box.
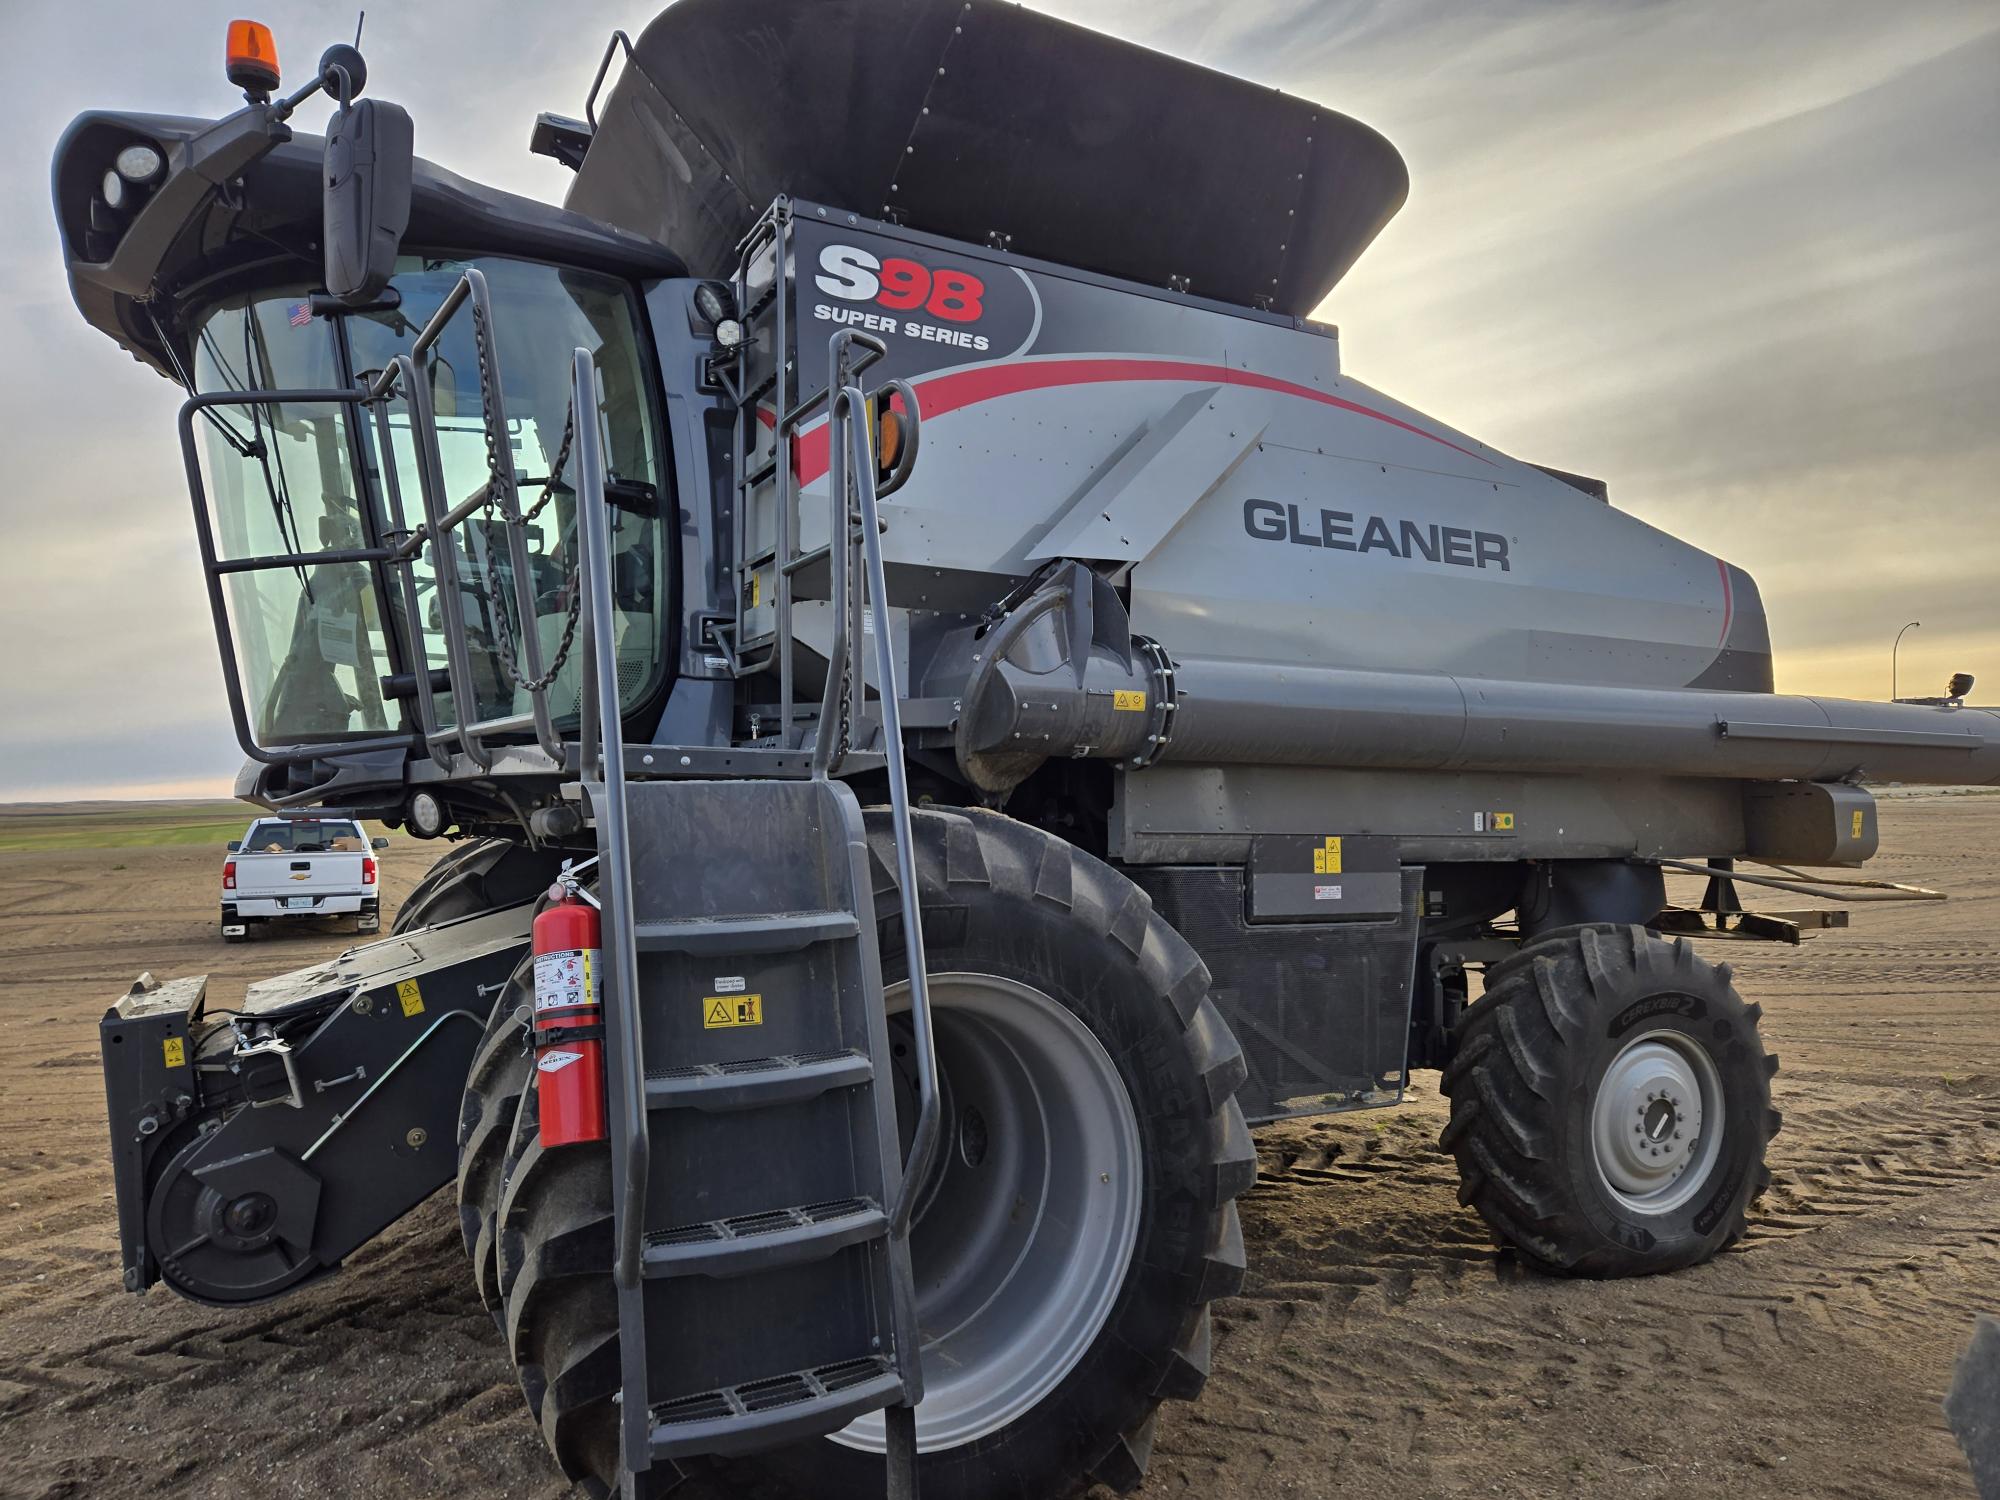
[234,852,367,898]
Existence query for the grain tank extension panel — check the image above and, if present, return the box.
[569,0,1409,312]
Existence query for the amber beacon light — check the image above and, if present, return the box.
[225,20,281,95]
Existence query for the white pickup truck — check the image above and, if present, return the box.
[220,816,388,942]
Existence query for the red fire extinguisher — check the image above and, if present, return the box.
[532,877,607,1146]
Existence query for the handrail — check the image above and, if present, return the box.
[571,349,650,1293]
[726,203,798,738]
[583,29,634,132]
[570,345,658,1481]
[822,329,941,1237]
[366,391,453,770]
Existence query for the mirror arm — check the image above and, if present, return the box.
[271,74,327,124]
[308,287,403,318]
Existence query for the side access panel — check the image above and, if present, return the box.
[1131,850,1423,1124]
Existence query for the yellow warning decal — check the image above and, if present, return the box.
[1112,689,1147,712]
[1312,836,1343,875]
[162,1037,186,1068]
[704,994,764,1029]
[397,978,425,1018]
[1851,809,1865,839]
[751,572,762,608]
[1493,812,1517,831]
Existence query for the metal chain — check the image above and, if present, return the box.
[464,298,583,696]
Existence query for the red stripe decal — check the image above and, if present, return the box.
[791,357,1497,485]
[1716,558,1734,648]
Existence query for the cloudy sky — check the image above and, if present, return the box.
[0,0,1993,799]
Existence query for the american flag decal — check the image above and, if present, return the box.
[288,302,313,327]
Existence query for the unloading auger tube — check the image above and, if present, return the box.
[951,578,2000,791]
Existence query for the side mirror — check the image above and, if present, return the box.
[1948,672,1976,702]
[226,840,241,853]
[323,96,413,306]
[372,836,390,850]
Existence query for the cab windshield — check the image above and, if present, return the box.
[190,256,668,750]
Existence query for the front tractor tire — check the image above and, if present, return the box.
[393,836,567,936]
[455,808,1255,1500]
[1440,924,1781,1277]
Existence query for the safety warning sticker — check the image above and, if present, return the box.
[1851,809,1865,839]
[704,994,764,1029]
[397,978,425,1017]
[162,1037,185,1068]
[535,949,599,1011]
[1312,836,1343,875]
[1112,690,1147,711]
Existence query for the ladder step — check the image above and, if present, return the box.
[643,1198,888,1280]
[646,1050,873,1113]
[633,909,860,955]
[650,1356,904,1460]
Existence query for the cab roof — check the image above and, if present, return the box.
[54,110,684,380]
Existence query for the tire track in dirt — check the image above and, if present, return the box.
[0,1200,574,1500]
[1149,1071,1995,1498]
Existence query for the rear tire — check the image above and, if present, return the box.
[1439,923,1780,1276]
[467,807,1254,1500]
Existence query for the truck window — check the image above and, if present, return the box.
[243,819,362,853]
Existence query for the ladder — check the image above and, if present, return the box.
[570,332,939,1498]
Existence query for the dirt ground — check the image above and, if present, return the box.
[0,799,1993,1499]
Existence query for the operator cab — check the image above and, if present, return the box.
[186,258,669,749]
[51,26,692,829]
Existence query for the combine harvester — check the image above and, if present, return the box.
[55,3,1998,1495]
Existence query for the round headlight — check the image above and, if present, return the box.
[100,169,125,211]
[714,318,745,350]
[115,143,165,184]
[408,790,447,838]
[693,281,735,326]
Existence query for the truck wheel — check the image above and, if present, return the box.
[394,837,566,935]
[471,808,1254,1500]
[1439,923,1781,1276]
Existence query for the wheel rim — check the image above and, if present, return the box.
[1589,1028,1726,1214]
[834,972,1144,1455]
